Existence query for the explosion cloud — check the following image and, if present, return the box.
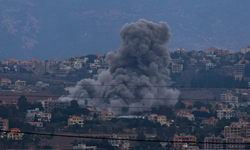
[62,19,180,114]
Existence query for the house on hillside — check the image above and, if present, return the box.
[202,117,218,125]
[173,135,196,149]
[99,110,115,121]
[176,110,195,121]
[96,53,102,58]
[28,122,43,128]
[241,46,250,54]
[7,128,24,140]
[172,63,183,73]
[73,62,82,69]
[0,78,11,86]
[189,58,197,66]
[30,58,39,63]
[176,48,186,54]
[68,116,84,127]
[220,91,238,103]
[1,60,8,65]
[0,119,9,131]
[8,58,18,64]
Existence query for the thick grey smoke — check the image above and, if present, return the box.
[62,19,180,114]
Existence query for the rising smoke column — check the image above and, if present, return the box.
[62,19,180,114]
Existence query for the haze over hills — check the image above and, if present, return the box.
[1,0,250,60]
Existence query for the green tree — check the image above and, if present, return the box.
[70,100,79,108]
[174,100,185,109]
[17,95,30,112]
[193,101,204,109]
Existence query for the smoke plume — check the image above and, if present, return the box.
[62,19,180,114]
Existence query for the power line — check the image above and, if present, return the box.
[24,82,250,89]
[0,130,249,145]
[0,94,226,101]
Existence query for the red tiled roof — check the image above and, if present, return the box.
[96,53,102,57]
[29,122,43,124]
[11,128,20,132]
[1,78,10,82]
[30,58,38,61]
[0,119,8,122]
[20,60,30,64]
[189,58,197,62]
[157,115,166,118]
[240,59,249,62]
[69,116,82,119]
[207,47,217,50]
[9,58,17,61]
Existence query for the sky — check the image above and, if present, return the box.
[1,0,250,60]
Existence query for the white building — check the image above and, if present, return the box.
[36,81,49,87]
[217,109,235,119]
[241,46,250,54]
[74,62,82,69]
[26,108,40,122]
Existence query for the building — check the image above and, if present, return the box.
[96,53,102,58]
[172,57,184,64]
[35,81,49,87]
[73,144,96,150]
[199,58,211,64]
[239,59,249,64]
[108,134,130,149]
[0,78,11,86]
[46,100,70,112]
[225,137,245,150]
[15,80,26,87]
[176,110,195,121]
[233,63,245,81]
[217,109,234,120]
[224,119,250,138]
[206,47,217,55]
[1,60,8,65]
[204,136,223,150]
[148,114,168,126]
[99,110,115,121]
[181,144,199,150]
[74,62,83,69]
[20,60,31,66]
[37,113,51,122]
[30,58,39,63]
[182,101,193,108]
[68,116,84,127]
[199,106,210,113]
[241,46,250,54]
[172,63,183,73]
[8,58,18,64]
[202,117,218,126]
[48,58,58,65]
[190,58,197,66]
[26,108,41,122]
[0,119,9,131]
[173,135,196,149]
[220,91,238,103]
[28,122,44,128]
[206,47,228,56]
[177,48,186,54]
[7,128,24,140]
[34,61,46,75]
[75,57,88,64]
[206,62,216,70]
